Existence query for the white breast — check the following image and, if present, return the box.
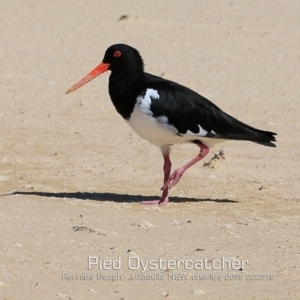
[126,89,177,147]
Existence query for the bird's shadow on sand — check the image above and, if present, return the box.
[4,191,238,204]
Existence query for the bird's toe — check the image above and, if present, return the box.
[140,196,169,206]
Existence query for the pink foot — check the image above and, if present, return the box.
[140,197,169,206]
[163,168,184,190]
[162,143,209,190]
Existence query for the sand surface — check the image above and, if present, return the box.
[1,1,300,299]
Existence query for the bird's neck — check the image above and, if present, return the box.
[108,70,144,120]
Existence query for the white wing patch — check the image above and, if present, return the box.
[187,125,208,136]
[156,116,168,124]
[136,88,159,110]
[186,125,216,137]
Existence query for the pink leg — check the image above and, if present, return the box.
[163,143,209,190]
[140,151,172,206]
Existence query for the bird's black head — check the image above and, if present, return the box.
[102,44,144,74]
[66,44,144,94]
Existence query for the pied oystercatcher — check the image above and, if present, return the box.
[66,44,276,205]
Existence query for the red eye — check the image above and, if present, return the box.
[114,51,122,57]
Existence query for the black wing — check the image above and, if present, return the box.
[142,74,277,147]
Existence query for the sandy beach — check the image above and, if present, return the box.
[1,0,299,299]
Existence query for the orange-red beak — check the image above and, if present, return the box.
[66,62,110,94]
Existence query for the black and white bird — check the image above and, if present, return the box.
[66,44,276,205]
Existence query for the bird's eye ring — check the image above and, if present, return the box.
[114,51,122,58]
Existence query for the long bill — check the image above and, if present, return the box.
[65,62,110,94]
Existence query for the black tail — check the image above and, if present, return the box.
[207,109,277,147]
[216,117,277,147]
[249,129,277,147]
